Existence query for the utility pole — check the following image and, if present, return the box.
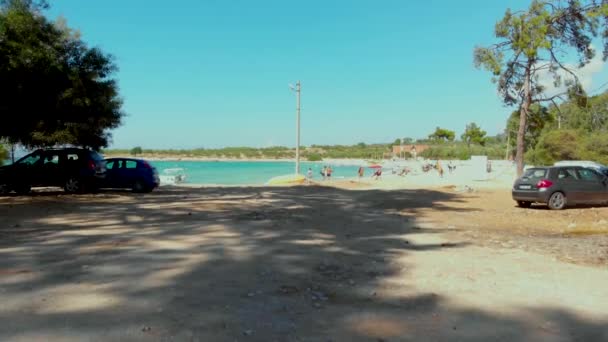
[296,81,301,175]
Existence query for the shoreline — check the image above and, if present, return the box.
[102,155,371,166]
[164,173,515,191]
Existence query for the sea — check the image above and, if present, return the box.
[151,161,364,185]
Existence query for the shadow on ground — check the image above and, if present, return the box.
[0,186,606,341]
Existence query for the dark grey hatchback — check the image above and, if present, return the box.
[512,166,608,210]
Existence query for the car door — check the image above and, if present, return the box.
[122,160,139,187]
[40,151,62,186]
[576,168,607,203]
[554,167,582,202]
[12,151,43,186]
[105,159,125,188]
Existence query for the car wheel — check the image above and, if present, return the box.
[517,201,532,208]
[14,184,31,195]
[548,192,567,210]
[132,180,147,193]
[0,183,11,195]
[64,177,82,194]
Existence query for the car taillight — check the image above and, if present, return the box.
[88,160,96,170]
[536,179,553,188]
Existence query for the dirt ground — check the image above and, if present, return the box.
[1,186,607,341]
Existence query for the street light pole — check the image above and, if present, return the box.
[295,81,301,175]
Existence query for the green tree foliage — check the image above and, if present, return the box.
[525,90,608,165]
[581,133,608,165]
[130,146,143,156]
[554,90,608,132]
[0,0,123,149]
[506,104,554,158]
[526,130,583,165]
[461,123,487,146]
[474,0,608,176]
[420,144,504,160]
[428,127,455,142]
[307,153,323,162]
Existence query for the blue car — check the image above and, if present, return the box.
[103,158,160,193]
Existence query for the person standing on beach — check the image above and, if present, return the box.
[327,166,333,179]
[436,160,444,178]
[306,168,313,184]
[321,166,327,180]
[358,166,364,180]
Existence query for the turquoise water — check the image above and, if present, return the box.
[150,161,363,185]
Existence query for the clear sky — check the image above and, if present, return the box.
[47,0,607,149]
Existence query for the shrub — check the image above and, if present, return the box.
[130,146,143,156]
[307,153,323,162]
[526,130,582,166]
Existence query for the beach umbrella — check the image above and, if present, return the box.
[368,164,382,169]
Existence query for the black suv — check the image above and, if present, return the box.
[0,148,106,194]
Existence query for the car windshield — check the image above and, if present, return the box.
[522,168,547,179]
[16,153,42,165]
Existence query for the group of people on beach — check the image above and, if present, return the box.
[306,165,333,183]
[321,165,333,180]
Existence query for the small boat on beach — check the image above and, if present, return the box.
[266,174,306,186]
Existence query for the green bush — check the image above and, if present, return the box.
[526,130,583,166]
[130,146,143,156]
[419,144,505,160]
[307,153,323,161]
[581,133,608,165]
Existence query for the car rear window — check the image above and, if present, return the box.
[66,153,79,161]
[557,168,579,180]
[523,169,547,179]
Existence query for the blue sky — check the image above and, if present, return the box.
[47,0,607,149]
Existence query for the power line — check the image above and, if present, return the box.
[590,81,608,94]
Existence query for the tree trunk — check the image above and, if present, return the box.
[516,63,532,177]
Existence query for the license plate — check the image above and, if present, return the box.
[519,185,532,190]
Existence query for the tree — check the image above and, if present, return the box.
[461,123,487,146]
[474,0,608,176]
[0,0,123,149]
[506,103,554,157]
[553,90,608,131]
[526,129,583,165]
[307,153,323,162]
[428,127,455,142]
[130,146,143,156]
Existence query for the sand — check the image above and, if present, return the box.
[0,183,607,341]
